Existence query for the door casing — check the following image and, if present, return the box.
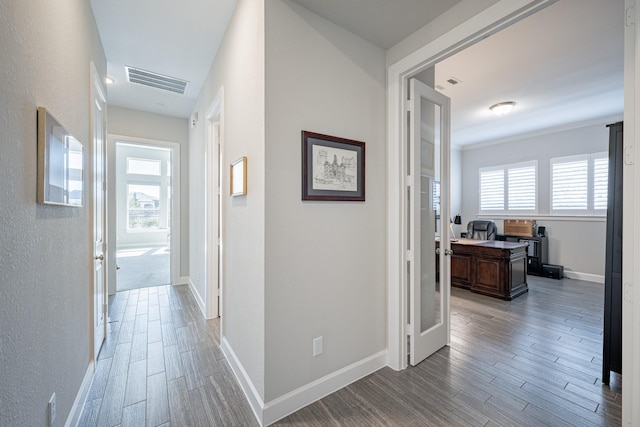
[205,87,224,320]
[90,61,107,362]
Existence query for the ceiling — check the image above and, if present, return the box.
[434,0,624,147]
[89,0,624,147]
[89,0,238,118]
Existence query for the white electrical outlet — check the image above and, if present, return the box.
[48,393,56,427]
[313,336,323,357]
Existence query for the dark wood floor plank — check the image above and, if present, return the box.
[130,331,148,363]
[77,397,101,427]
[163,344,184,381]
[147,340,165,376]
[121,401,146,427]
[87,357,113,401]
[134,313,148,334]
[146,372,170,427]
[181,350,206,391]
[96,373,126,427]
[161,322,178,347]
[110,342,132,377]
[167,377,196,426]
[148,303,161,322]
[124,359,147,407]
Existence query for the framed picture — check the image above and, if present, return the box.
[302,131,365,201]
[230,156,247,196]
[37,107,84,207]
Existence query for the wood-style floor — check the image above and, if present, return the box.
[79,276,622,426]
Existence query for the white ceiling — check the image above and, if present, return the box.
[434,0,624,147]
[89,0,238,118]
[89,0,624,146]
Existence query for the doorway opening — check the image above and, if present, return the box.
[390,2,630,421]
[114,141,178,291]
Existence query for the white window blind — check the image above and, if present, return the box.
[593,154,608,212]
[550,152,607,215]
[508,165,536,210]
[432,180,441,214]
[479,161,536,214]
[480,169,504,211]
[551,158,588,211]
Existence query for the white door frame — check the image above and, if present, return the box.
[386,0,555,371]
[90,61,107,362]
[107,134,182,292]
[387,1,638,424]
[623,0,640,423]
[205,87,224,320]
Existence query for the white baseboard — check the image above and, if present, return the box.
[177,276,190,285]
[185,277,206,316]
[221,337,266,425]
[563,270,604,284]
[221,336,387,427]
[262,350,387,425]
[65,361,95,427]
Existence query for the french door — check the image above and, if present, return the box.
[408,78,451,366]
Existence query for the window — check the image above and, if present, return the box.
[550,152,607,215]
[127,158,161,175]
[479,161,537,214]
[127,184,161,229]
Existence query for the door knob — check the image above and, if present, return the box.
[444,249,453,256]
[95,255,104,261]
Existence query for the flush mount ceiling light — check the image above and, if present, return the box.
[489,101,516,116]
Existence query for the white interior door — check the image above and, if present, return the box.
[91,63,107,360]
[409,78,451,366]
[206,121,221,319]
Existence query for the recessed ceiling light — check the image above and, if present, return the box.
[105,76,115,85]
[490,101,516,116]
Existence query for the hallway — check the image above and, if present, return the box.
[79,285,256,426]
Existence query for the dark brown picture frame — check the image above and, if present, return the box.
[302,131,365,201]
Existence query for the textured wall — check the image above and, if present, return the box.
[0,0,106,425]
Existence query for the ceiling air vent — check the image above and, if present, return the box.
[125,66,188,95]
[446,77,462,85]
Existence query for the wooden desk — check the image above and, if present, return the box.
[440,238,528,300]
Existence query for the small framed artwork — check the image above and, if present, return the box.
[302,131,365,201]
[37,107,84,207]
[230,156,247,196]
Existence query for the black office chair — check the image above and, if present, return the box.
[466,220,497,240]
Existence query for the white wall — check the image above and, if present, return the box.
[0,1,106,425]
[461,120,619,279]
[107,106,189,277]
[264,0,387,402]
[189,0,266,399]
[451,148,463,236]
